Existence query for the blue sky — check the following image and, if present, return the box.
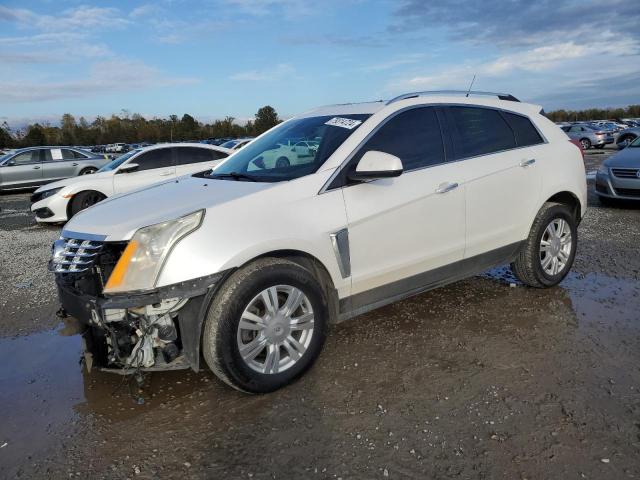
[1,0,639,128]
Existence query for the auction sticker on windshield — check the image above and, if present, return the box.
[325,117,363,130]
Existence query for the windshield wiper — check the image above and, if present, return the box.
[208,171,258,182]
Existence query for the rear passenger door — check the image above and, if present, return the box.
[41,148,78,182]
[443,106,543,258]
[113,148,176,194]
[341,106,466,303]
[174,147,228,177]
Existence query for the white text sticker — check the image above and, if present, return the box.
[325,117,362,130]
[51,148,62,160]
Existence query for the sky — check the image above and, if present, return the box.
[1,0,639,128]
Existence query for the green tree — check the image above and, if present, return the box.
[22,124,47,146]
[0,122,15,148]
[253,106,280,134]
[61,113,77,145]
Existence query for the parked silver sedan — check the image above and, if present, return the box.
[595,136,640,202]
[0,147,110,191]
[561,124,614,150]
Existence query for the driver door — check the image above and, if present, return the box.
[340,107,466,307]
[113,148,175,194]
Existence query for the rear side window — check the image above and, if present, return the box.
[354,107,445,171]
[135,148,174,171]
[502,112,544,147]
[61,149,78,160]
[446,106,516,158]
[175,147,228,166]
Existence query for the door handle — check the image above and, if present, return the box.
[32,166,41,170]
[520,159,536,168]
[435,182,459,194]
[159,171,172,177]
[72,163,78,166]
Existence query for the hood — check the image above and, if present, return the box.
[604,146,640,167]
[63,175,274,241]
[35,170,114,193]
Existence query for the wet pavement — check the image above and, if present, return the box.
[1,148,639,479]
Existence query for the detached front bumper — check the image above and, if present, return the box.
[56,271,229,373]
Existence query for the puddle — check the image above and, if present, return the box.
[0,323,209,473]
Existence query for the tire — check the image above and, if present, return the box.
[510,202,577,288]
[594,144,604,149]
[580,138,591,150]
[79,167,97,175]
[69,190,106,218]
[275,157,290,168]
[202,257,329,393]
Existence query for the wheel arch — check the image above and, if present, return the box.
[544,191,582,223]
[65,189,108,219]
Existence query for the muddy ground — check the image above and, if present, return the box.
[1,148,639,479]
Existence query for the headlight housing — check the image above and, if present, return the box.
[104,210,204,294]
[33,187,63,202]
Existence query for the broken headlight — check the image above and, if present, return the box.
[103,210,204,294]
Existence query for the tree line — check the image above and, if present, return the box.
[544,104,640,123]
[0,105,281,149]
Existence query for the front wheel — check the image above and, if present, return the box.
[68,190,106,218]
[202,258,328,393]
[580,138,592,150]
[511,203,577,288]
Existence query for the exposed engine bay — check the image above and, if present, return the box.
[83,298,189,372]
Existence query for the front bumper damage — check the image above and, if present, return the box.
[56,271,229,374]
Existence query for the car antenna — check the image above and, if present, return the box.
[465,74,477,97]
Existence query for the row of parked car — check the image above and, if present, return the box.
[556,119,640,150]
[3,92,639,394]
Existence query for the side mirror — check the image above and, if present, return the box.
[348,151,403,182]
[117,163,139,174]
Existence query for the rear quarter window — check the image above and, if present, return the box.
[502,112,544,147]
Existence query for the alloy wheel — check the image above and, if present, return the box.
[236,285,314,374]
[539,218,572,276]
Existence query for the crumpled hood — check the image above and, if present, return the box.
[63,175,274,241]
[35,170,113,193]
[604,147,640,167]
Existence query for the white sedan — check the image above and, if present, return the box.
[30,143,230,223]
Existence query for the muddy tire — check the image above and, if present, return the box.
[69,190,106,218]
[511,202,577,288]
[202,257,328,393]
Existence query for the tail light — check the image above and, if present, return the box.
[595,131,606,135]
[569,139,584,159]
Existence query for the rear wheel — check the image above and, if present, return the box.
[79,167,97,175]
[69,190,106,218]
[580,138,591,150]
[275,157,290,168]
[202,258,328,393]
[511,203,577,288]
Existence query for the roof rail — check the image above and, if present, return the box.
[386,90,520,105]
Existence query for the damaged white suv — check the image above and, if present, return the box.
[52,91,587,393]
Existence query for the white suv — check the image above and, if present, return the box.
[51,91,587,393]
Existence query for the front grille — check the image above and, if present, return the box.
[611,168,640,178]
[614,188,640,198]
[50,238,104,273]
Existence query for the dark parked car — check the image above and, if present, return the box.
[615,127,640,149]
[0,146,110,191]
[595,136,640,202]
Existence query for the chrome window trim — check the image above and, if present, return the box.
[318,102,548,194]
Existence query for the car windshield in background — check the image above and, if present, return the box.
[204,114,371,182]
[97,150,140,172]
[0,153,12,163]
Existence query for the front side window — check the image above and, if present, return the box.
[446,106,516,158]
[175,147,228,165]
[134,148,174,171]
[98,150,140,172]
[10,151,39,165]
[206,114,370,182]
[351,107,445,171]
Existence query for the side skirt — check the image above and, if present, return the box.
[337,242,523,322]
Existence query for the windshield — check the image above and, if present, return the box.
[205,114,371,182]
[630,136,640,148]
[97,150,140,172]
[0,153,12,163]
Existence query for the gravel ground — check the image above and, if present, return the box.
[1,147,639,479]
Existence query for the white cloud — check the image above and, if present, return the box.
[223,0,313,16]
[0,5,130,31]
[230,63,296,81]
[361,53,426,72]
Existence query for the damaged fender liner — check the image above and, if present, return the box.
[56,270,233,372]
